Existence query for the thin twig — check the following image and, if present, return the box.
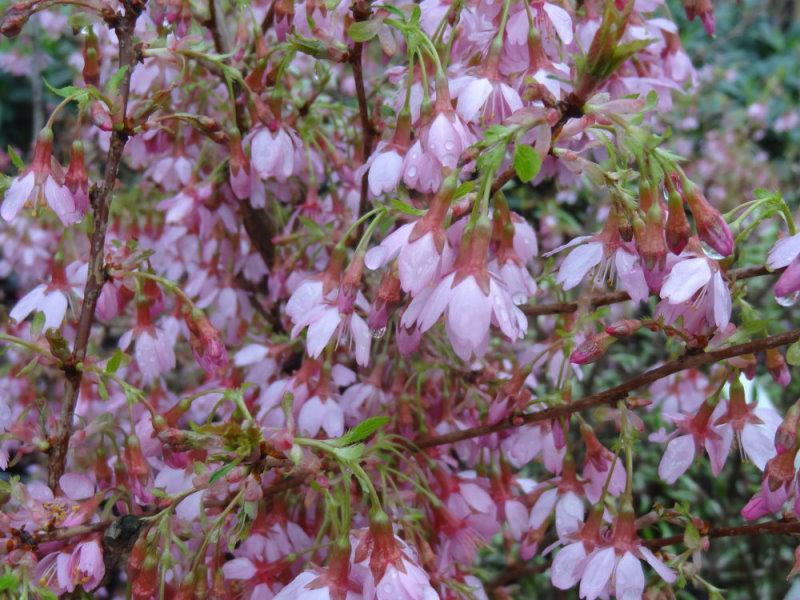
[414,327,800,448]
[48,0,145,491]
[644,518,800,549]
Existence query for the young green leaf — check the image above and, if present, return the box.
[333,416,390,447]
[513,144,542,183]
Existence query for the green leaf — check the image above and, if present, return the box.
[106,349,125,374]
[787,340,800,366]
[513,144,542,183]
[43,78,84,100]
[348,20,380,42]
[97,378,110,401]
[6,146,24,171]
[390,198,425,217]
[0,573,19,591]
[333,416,390,447]
[30,311,45,337]
[107,66,129,95]
[332,443,365,462]
[18,356,39,377]
[209,460,239,484]
[298,215,326,239]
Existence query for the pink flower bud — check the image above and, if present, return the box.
[570,332,615,364]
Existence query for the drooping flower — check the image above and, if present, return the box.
[656,400,731,484]
[365,174,457,297]
[1,128,79,226]
[402,217,527,361]
[119,303,177,384]
[545,216,648,303]
[657,250,731,334]
[9,260,85,331]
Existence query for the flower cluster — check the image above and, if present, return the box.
[1,0,798,599]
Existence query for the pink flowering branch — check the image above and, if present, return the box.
[525,264,778,317]
[415,326,800,449]
[48,0,145,491]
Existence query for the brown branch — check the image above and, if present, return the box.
[349,0,374,229]
[414,327,800,449]
[525,265,778,317]
[644,518,800,550]
[48,0,145,492]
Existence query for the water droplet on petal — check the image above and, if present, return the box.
[407,167,418,178]
[444,140,455,151]
[700,242,724,260]
[776,291,800,307]
[370,326,387,339]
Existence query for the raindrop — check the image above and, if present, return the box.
[776,291,799,307]
[370,326,387,339]
[700,242,724,260]
[406,167,418,178]
[444,140,456,151]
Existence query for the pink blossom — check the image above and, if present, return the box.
[1,128,79,226]
[57,539,105,593]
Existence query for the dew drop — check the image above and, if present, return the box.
[700,242,724,260]
[776,291,800,307]
[406,167,418,178]
[444,140,456,151]
[370,326,387,339]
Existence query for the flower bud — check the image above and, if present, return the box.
[605,319,642,338]
[665,184,691,255]
[82,29,100,86]
[682,177,733,257]
[765,348,791,387]
[570,332,615,365]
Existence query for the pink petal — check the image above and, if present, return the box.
[349,314,371,367]
[660,258,711,304]
[543,3,574,44]
[556,242,603,290]
[368,150,403,196]
[551,542,587,590]
[222,557,257,580]
[457,78,493,123]
[615,552,644,600]
[59,473,94,500]
[768,233,800,269]
[44,176,79,226]
[529,487,558,528]
[40,290,68,331]
[305,308,341,358]
[639,546,676,583]
[578,546,615,600]
[1,171,34,222]
[554,491,584,538]
[9,284,47,324]
[446,277,491,350]
[298,396,325,437]
[658,434,696,484]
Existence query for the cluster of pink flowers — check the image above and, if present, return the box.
[2,0,799,598]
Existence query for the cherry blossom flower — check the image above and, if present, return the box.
[1,128,79,225]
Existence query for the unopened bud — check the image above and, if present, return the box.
[606,319,642,337]
[570,332,615,364]
[766,348,791,387]
[665,185,691,255]
[682,176,733,257]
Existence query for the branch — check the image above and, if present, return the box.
[414,327,800,449]
[644,518,800,549]
[350,0,374,227]
[48,1,145,491]
[525,265,778,317]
